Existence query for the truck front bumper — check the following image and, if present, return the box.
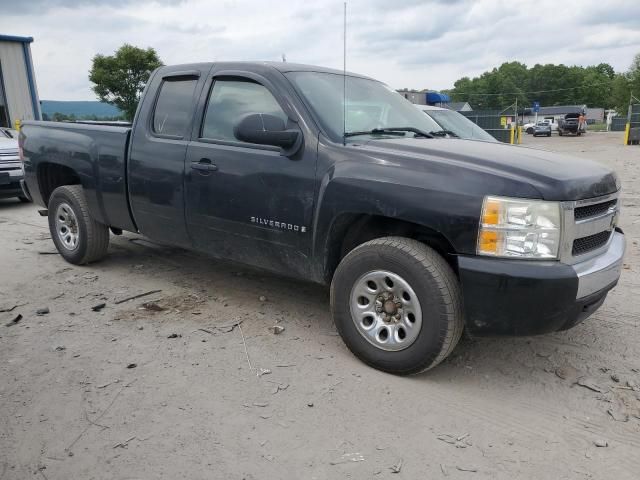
[458,230,625,336]
[0,171,25,199]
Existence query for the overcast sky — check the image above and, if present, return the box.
[2,0,640,100]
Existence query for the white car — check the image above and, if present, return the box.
[0,128,29,202]
[415,105,497,142]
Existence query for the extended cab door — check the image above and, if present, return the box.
[184,69,317,277]
[128,66,210,247]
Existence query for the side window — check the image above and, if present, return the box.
[152,78,198,137]
[201,79,287,142]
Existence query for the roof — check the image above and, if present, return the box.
[262,61,374,80]
[523,105,585,116]
[415,105,447,111]
[446,102,472,111]
[0,34,34,44]
[163,61,376,81]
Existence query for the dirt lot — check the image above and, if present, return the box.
[1,132,639,479]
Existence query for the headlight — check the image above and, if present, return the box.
[477,196,561,259]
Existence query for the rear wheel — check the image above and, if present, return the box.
[48,185,110,264]
[330,237,464,375]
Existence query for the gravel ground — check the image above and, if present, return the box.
[1,132,639,479]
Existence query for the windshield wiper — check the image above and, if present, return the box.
[429,130,459,138]
[344,127,434,139]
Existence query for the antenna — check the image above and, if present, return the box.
[343,1,347,146]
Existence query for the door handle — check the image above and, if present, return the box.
[191,159,218,172]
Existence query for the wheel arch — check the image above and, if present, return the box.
[37,162,82,206]
[322,213,458,283]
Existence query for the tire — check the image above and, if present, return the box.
[547,133,551,137]
[330,237,464,375]
[577,132,582,136]
[526,127,534,134]
[558,131,563,136]
[18,195,31,203]
[48,185,110,264]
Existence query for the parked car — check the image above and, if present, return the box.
[0,128,29,202]
[415,105,497,142]
[20,62,625,375]
[524,119,557,134]
[532,123,552,137]
[558,113,586,136]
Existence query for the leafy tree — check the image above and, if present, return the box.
[448,60,620,110]
[611,53,640,115]
[51,112,76,122]
[89,44,163,121]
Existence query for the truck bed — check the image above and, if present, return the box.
[21,121,136,232]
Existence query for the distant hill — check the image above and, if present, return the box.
[40,100,123,119]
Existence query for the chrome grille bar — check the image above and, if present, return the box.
[559,192,619,265]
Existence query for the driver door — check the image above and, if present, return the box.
[184,73,316,276]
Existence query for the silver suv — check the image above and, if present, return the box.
[0,128,29,202]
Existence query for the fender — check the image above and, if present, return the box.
[309,137,544,281]
[21,121,134,230]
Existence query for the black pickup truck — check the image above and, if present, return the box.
[20,62,625,374]
[558,113,586,136]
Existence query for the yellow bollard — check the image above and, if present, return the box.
[14,119,21,131]
[518,126,523,144]
[624,123,630,146]
[509,127,515,144]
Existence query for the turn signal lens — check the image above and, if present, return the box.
[478,230,499,254]
[477,196,561,259]
[481,199,500,225]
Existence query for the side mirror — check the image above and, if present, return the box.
[233,113,300,150]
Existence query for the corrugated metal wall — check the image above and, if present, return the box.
[0,41,36,125]
[611,105,640,132]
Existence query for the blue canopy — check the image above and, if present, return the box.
[426,92,450,104]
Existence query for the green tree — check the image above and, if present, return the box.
[610,53,640,115]
[448,60,619,110]
[89,44,163,121]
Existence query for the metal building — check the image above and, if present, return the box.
[0,34,41,128]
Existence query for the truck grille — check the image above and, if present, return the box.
[560,192,619,264]
[572,231,612,256]
[574,200,616,220]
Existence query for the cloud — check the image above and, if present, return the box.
[9,0,185,14]
[1,0,639,100]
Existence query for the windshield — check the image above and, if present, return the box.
[424,110,496,142]
[285,72,442,142]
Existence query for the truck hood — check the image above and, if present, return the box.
[0,137,18,152]
[356,137,618,201]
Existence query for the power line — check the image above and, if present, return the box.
[453,80,612,96]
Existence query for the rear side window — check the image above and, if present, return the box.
[201,79,287,142]
[152,78,198,137]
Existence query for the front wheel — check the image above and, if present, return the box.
[330,237,464,375]
[48,185,110,264]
